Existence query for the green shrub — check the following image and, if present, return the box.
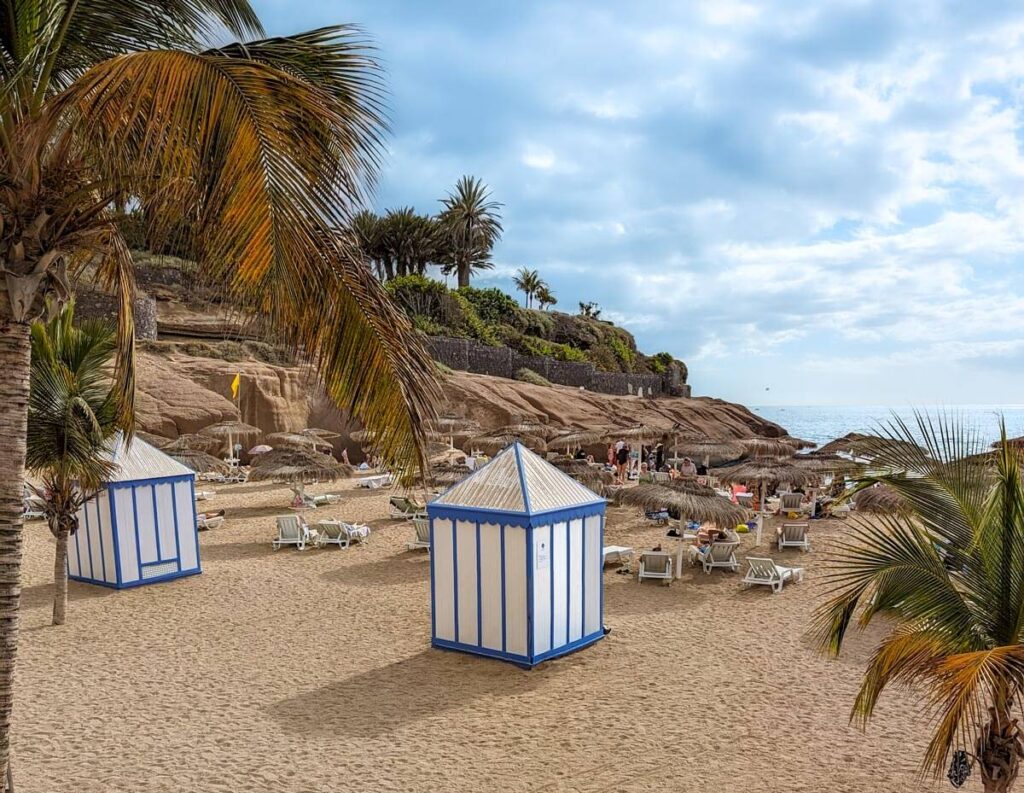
[518,308,554,338]
[450,291,499,346]
[586,343,619,372]
[515,367,552,387]
[244,341,295,366]
[609,335,635,370]
[457,286,520,325]
[412,314,447,336]
[646,351,674,375]
[435,361,454,375]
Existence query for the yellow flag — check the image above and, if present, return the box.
[230,373,241,400]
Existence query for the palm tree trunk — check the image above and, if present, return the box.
[457,259,470,289]
[52,529,68,626]
[0,320,31,790]
[978,699,1023,793]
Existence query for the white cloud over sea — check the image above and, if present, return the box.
[255,0,1024,405]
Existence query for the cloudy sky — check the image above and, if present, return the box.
[253,0,1024,406]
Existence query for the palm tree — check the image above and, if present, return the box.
[27,304,124,627]
[381,208,445,278]
[578,301,601,319]
[513,268,542,308]
[535,284,557,311]
[0,5,439,784]
[438,176,503,288]
[812,414,1024,792]
[351,210,389,280]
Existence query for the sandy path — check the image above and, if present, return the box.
[12,480,973,792]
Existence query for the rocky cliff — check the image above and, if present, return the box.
[135,344,785,456]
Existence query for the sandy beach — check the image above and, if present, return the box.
[13,478,967,792]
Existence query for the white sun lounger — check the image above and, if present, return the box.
[742,557,804,593]
[194,490,216,501]
[315,520,371,549]
[272,515,313,551]
[407,517,431,551]
[357,473,393,489]
[694,540,740,574]
[390,495,426,520]
[778,522,811,552]
[602,545,633,565]
[638,551,673,585]
[778,492,810,516]
[197,514,224,531]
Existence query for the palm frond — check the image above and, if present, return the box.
[55,42,438,477]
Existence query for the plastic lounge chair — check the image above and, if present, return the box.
[778,522,811,552]
[695,541,740,574]
[197,513,224,531]
[194,490,216,501]
[638,551,673,585]
[644,509,671,526]
[407,517,431,551]
[742,557,804,593]
[289,488,318,510]
[653,471,670,483]
[224,468,248,484]
[272,515,312,551]
[778,492,807,516]
[316,520,371,549]
[390,495,426,520]
[602,545,633,565]
[312,493,341,506]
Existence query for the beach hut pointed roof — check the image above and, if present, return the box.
[103,433,194,482]
[432,442,604,517]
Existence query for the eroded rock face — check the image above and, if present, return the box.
[135,349,786,456]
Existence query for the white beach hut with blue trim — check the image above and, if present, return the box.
[427,442,606,667]
[67,433,202,589]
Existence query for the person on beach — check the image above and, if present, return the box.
[606,443,615,468]
[615,441,629,483]
[680,457,697,477]
[655,442,665,471]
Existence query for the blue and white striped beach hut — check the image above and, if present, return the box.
[427,442,606,667]
[67,434,202,589]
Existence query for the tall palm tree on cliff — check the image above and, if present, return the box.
[535,284,557,310]
[513,268,542,308]
[27,303,123,628]
[0,4,439,786]
[351,210,389,280]
[438,175,502,289]
[812,414,1024,792]
[382,208,445,278]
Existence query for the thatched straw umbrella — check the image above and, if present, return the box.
[249,448,352,502]
[606,424,671,444]
[502,416,558,439]
[265,431,333,452]
[470,432,547,454]
[853,485,909,515]
[670,437,746,471]
[714,458,809,543]
[615,484,750,578]
[135,431,172,449]
[740,437,800,458]
[551,458,612,493]
[549,428,606,454]
[426,414,482,448]
[165,433,222,453]
[199,420,262,458]
[169,450,231,474]
[302,427,340,440]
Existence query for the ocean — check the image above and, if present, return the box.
[748,405,1024,448]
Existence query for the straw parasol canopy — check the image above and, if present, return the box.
[853,485,909,515]
[426,414,481,436]
[470,432,547,454]
[714,459,809,493]
[427,463,473,487]
[671,437,745,461]
[249,448,352,484]
[661,478,720,497]
[169,450,231,474]
[548,428,606,451]
[613,484,749,526]
[793,453,864,475]
[351,427,444,445]
[605,424,671,443]
[265,431,333,451]
[501,416,558,439]
[199,420,262,439]
[302,427,340,440]
[165,433,222,453]
[135,431,172,449]
[740,437,801,458]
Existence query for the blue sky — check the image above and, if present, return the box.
[253,1,1024,406]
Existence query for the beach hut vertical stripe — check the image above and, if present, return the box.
[427,442,606,667]
[67,434,202,589]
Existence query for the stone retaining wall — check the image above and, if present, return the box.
[75,290,158,340]
[428,336,690,398]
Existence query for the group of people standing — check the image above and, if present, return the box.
[605,436,704,484]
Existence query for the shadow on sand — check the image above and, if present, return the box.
[20,579,115,612]
[320,551,431,587]
[269,648,545,737]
